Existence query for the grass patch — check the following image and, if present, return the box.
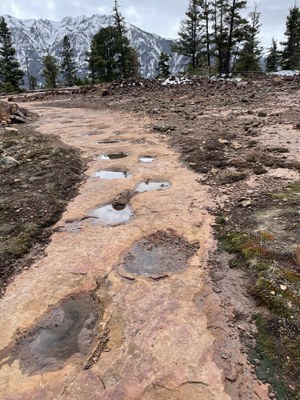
[250,315,300,400]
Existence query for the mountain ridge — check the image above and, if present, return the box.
[4,14,185,85]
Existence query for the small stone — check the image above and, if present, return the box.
[241,200,252,208]
[258,111,267,118]
[280,285,287,291]
[4,127,18,133]
[231,141,242,150]
[271,291,276,295]
[237,325,246,332]
[218,138,229,144]
[0,155,20,167]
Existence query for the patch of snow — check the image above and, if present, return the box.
[162,76,192,86]
[271,70,300,77]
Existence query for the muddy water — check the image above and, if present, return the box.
[91,204,134,226]
[118,230,199,279]
[98,153,128,160]
[0,104,269,400]
[0,294,100,375]
[135,179,171,192]
[139,156,155,163]
[95,170,131,179]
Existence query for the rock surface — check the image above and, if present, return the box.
[0,105,269,399]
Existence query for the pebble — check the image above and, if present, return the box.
[4,127,18,133]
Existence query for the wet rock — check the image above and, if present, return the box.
[112,189,135,209]
[117,230,199,279]
[0,293,101,375]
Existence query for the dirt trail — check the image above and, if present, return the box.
[0,104,269,399]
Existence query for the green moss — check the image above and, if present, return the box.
[288,181,300,193]
[252,260,271,272]
[272,180,300,201]
[283,270,300,284]
[258,230,276,242]
[250,278,292,317]
[219,232,273,261]
[251,315,299,400]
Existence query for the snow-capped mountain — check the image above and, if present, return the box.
[4,14,185,85]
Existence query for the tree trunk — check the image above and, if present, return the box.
[225,0,236,76]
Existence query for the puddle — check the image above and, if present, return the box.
[0,293,101,375]
[117,230,199,279]
[91,204,134,226]
[98,152,128,160]
[80,132,101,137]
[95,170,131,179]
[139,156,155,163]
[97,139,120,144]
[135,179,171,192]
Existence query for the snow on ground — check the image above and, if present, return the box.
[161,76,193,86]
[271,70,300,77]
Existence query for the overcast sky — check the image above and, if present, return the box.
[0,0,295,48]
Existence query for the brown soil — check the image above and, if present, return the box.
[0,123,85,295]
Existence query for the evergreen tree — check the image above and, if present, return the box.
[281,5,300,70]
[86,40,98,84]
[172,0,205,71]
[29,75,37,90]
[0,16,24,91]
[42,54,59,88]
[235,5,262,74]
[157,52,171,78]
[266,39,281,72]
[88,26,119,82]
[112,0,140,79]
[61,35,77,86]
[212,0,248,75]
[203,0,212,72]
[87,2,140,83]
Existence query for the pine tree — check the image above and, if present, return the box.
[88,2,140,82]
[87,40,98,84]
[88,27,119,82]
[203,0,212,72]
[235,5,262,74]
[172,0,205,72]
[212,0,248,75]
[281,5,300,70]
[112,0,140,79]
[42,54,59,88]
[266,39,281,72]
[157,52,171,78]
[29,75,37,90]
[0,16,24,92]
[61,35,77,86]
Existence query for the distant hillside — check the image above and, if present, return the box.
[5,14,186,85]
